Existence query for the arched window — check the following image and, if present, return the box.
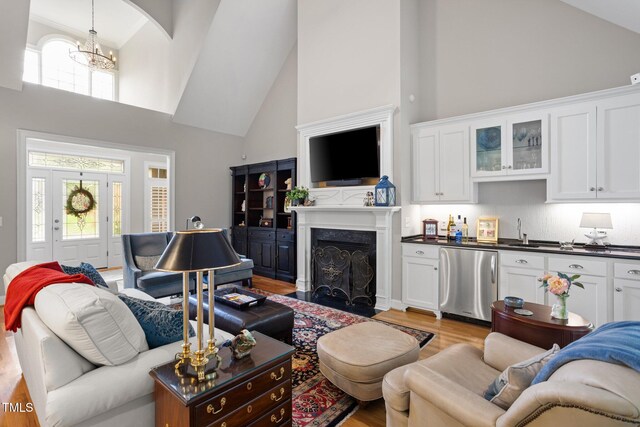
[24,38,115,101]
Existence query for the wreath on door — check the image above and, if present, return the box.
[65,181,95,218]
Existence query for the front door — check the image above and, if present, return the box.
[52,171,108,268]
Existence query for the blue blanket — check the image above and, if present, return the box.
[532,321,640,385]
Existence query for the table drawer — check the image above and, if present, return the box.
[249,229,275,240]
[195,359,291,424]
[614,262,640,280]
[276,230,294,242]
[204,381,292,427]
[500,251,545,270]
[548,256,606,277]
[402,243,439,259]
[247,399,292,427]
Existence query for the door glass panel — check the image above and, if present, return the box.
[62,179,99,240]
[112,182,122,236]
[150,185,168,232]
[512,120,542,170]
[31,177,46,242]
[476,126,502,172]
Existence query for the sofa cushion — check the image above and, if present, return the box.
[61,262,111,291]
[35,283,148,366]
[134,254,161,272]
[118,294,195,349]
[484,344,559,410]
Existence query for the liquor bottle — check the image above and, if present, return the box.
[447,215,456,240]
[455,215,463,233]
[462,217,469,243]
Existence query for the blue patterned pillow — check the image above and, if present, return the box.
[118,294,195,349]
[61,262,109,289]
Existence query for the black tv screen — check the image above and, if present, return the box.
[309,126,380,183]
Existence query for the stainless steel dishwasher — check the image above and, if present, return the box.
[439,247,498,321]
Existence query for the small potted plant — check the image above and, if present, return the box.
[538,272,584,319]
[286,186,309,206]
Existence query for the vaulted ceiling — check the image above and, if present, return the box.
[560,0,640,34]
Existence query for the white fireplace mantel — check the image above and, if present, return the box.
[292,206,400,311]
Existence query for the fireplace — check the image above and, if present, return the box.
[311,228,376,306]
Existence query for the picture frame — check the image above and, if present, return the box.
[477,217,499,243]
[422,219,439,240]
[259,218,273,228]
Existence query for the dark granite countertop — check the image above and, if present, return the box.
[401,235,640,261]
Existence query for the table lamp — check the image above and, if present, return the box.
[579,212,612,248]
[155,229,240,380]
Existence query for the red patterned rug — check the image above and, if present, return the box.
[254,291,435,427]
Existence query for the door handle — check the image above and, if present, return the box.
[501,165,507,170]
[490,255,497,284]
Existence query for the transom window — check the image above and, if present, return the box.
[23,39,115,101]
[29,151,125,173]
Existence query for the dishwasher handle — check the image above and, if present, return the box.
[491,254,497,284]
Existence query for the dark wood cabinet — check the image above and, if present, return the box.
[230,158,296,282]
[151,332,294,427]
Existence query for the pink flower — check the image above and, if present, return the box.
[547,277,569,295]
[541,273,552,282]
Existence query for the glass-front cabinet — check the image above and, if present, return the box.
[471,112,549,179]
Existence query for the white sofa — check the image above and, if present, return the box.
[4,261,233,427]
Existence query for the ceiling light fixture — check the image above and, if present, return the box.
[69,0,116,71]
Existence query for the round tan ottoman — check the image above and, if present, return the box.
[317,322,420,402]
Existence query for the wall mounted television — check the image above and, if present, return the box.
[309,125,380,185]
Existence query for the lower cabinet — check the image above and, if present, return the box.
[245,228,295,281]
[249,238,276,278]
[613,261,640,321]
[276,239,296,282]
[401,244,440,316]
[498,252,546,304]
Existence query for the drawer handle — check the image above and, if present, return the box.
[247,405,253,414]
[206,397,226,415]
[270,408,286,424]
[628,270,640,275]
[615,287,623,292]
[271,367,285,381]
[271,387,285,402]
[568,264,583,270]
[416,250,424,255]
[515,259,528,264]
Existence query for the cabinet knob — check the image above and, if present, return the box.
[434,267,438,270]
[507,165,513,169]
[597,187,604,191]
[568,264,584,270]
[502,165,507,170]
[615,287,623,292]
[589,187,596,191]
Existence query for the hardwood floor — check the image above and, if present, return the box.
[0,275,489,427]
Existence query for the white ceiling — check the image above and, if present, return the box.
[29,0,148,49]
[172,0,297,136]
[561,0,640,34]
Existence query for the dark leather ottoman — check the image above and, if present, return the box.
[188,292,294,344]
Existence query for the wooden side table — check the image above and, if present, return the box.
[491,301,593,349]
[150,331,294,427]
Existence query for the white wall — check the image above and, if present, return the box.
[242,45,298,165]
[118,0,221,114]
[418,0,640,121]
[419,180,640,246]
[0,84,243,299]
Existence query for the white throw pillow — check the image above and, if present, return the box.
[35,283,149,366]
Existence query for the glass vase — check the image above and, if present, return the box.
[551,294,569,320]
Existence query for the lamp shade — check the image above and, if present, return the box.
[155,229,241,272]
[579,212,613,229]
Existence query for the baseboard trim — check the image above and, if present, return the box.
[390,299,407,311]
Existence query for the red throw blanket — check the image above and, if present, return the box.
[4,261,94,332]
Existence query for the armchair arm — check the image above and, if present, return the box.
[497,381,640,427]
[405,364,505,427]
[121,235,142,289]
[483,333,546,372]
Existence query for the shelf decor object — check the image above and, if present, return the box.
[422,219,439,240]
[258,173,271,189]
[374,175,396,206]
[477,217,499,243]
[580,212,612,247]
[155,229,241,381]
[539,272,584,320]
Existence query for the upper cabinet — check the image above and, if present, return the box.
[471,112,549,180]
[548,93,640,202]
[412,124,475,203]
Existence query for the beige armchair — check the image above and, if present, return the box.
[383,332,640,427]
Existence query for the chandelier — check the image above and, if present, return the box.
[69,0,116,71]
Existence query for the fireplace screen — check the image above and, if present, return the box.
[311,245,375,306]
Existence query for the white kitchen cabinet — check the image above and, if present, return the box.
[548,256,608,327]
[548,93,640,202]
[411,124,473,203]
[498,252,547,304]
[613,261,640,321]
[471,112,548,180]
[401,244,440,316]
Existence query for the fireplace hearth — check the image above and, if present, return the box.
[311,228,376,306]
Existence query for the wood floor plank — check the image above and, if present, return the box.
[0,275,489,427]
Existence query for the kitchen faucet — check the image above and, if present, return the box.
[517,218,529,245]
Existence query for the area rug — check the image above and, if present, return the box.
[254,290,435,427]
